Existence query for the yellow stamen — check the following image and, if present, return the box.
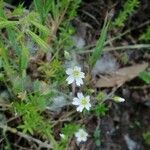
[81,98,87,106]
[73,70,79,77]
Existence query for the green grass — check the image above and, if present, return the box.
[90,15,110,66]
[112,0,139,27]
[0,0,150,149]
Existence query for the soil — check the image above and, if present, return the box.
[77,0,150,149]
[0,0,150,149]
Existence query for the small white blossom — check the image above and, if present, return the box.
[66,66,85,86]
[113,96,125,102]
[72,93,91,112]
[75,129,88,143]
[60,134,66,139]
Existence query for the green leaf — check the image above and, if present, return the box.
[27,30,51,52]
[19,45,29,72]
[143,131,150,145]
[33,0,51,23]
[30,20,50,34]
[11,75,29,94]
[139,25,150,41]
[61,123,80,138]
[12,4,24,17]
[96,92,105,101]
[0,1,6,18]
[0,73,4,81]
[94,128,101,147]
[96,140,101,146]
[18,123,34,135]
[94,104,108,117]
[112,0,139,27]
[0,21,18,28]
[90,17,110,66]
[7,28,20,55]
[0,42,12,75]
[0,57,2,68]
[139,71,150,84]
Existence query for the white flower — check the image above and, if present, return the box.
[66,66,85,86]
[72,93,91,112]
[75,129,88,143]
[113,96,125,102]
[60,134,66,139]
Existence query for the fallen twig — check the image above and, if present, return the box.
[0,124,53,149]
[128,85,150,90]
[78,44,150,54]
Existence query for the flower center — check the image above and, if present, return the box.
[73,70,80,77]
[80,133,85,138]
[81,98,87,106]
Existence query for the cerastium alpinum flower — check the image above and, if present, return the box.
[66,66,85,86]
[75,129,88,143]
[72,93,91,112]
[60,133,66,139]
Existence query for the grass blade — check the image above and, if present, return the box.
[30,20,50,34]
[0,20,18,28]
[90,17,110,66]
[19,45,29,74]
[27,30,51,52]
[0,41,13,76]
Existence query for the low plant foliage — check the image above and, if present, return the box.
[0,0,149,149]
[112,0,139,27]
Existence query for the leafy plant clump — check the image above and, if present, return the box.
[139,71,150,84]
[112,0,139,27]
[143,131,150,145]
[140,25,150,41]
[0,0,149,149]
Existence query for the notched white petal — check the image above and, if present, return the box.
[86,96,90,100]
[74,66,81,72]
[75,78,83,86]
[80,72,85,78]
[85,103,91,110]
[77,92,84,99]
[76,105,84,112]
[66,76,74,84]
[66,68,73,75]
[72,98,80,105]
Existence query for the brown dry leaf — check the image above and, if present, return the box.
[95,63,149,88]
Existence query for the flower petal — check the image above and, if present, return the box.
[77,92,84,99]
[74,66,81,72]
[76,137,82,142]
[76,105,84,112]
[72,98,80,105]
[66,76,74,84]
[75,132,80,138]
[86,96,90,101]
[75,78,83,86]
[85,103,91,110]
[80,72,85,78]
[66,68,73,75]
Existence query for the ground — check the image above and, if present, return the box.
[0,0,150,149]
